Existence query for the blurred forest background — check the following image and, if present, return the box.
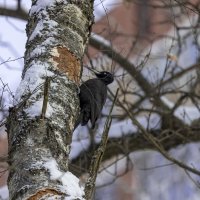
[1,0,200,199]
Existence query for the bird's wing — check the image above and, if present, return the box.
[79,83,92,126]
[90,81,107,128]
[79,79,107,129]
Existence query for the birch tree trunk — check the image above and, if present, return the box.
[6,1,94,199]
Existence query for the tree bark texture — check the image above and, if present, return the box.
[6,1,94,199]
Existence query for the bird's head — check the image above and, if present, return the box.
[94,71,114,85]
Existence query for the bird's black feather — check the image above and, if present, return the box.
[74,71,113,129]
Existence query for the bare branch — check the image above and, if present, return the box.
[0,7,28,21]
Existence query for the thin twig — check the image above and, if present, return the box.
[84,88,119,200]
[108,90,200,177]
[41,77,50,119]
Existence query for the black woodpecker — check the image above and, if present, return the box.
[75,71,114,129]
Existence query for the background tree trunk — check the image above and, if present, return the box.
[6,1,94,199]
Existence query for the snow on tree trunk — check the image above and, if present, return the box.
[6,0,94,199]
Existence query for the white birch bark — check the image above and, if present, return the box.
[6,0,94,199]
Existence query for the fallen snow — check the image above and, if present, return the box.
[44,159,84,199]
[30,0,55,15]
[14,61,55,117]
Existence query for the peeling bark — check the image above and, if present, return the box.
[6,1,94,199]
[52,47,81,84]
